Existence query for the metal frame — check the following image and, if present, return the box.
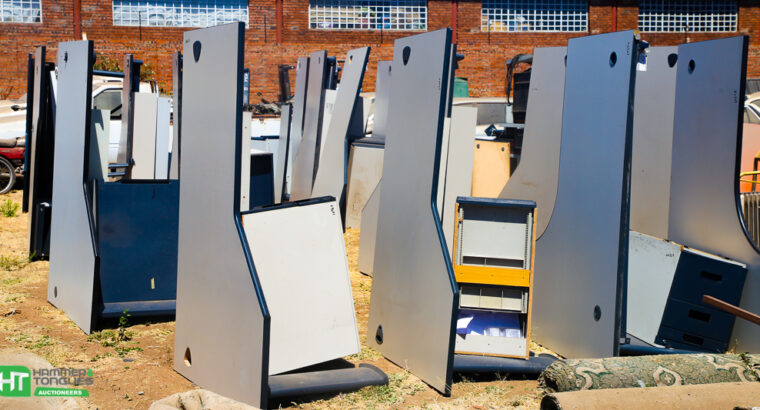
[531,31,639,358]
[274,103,291,203]
[366,28,457,395]
[26,46,56,259]
[499,46,566,238]
[117,54,141,177]
[667,36,759,352]
[311,47,370,218]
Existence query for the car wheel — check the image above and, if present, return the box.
[0,156,16,194]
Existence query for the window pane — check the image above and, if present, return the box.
[0,0,42,23]
[638,0,737,33]
[309,0,427,31]
[113,0,249,28]
[481,0,588,33]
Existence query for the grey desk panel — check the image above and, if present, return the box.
[531,31,638,359]
[372,61,392,141]
[242,200,360,375]
[629,47,678,239]
[131,93,158,179]
[312,47,370,208]
[499,47,566,238]
[285,57,309,196]
[345,143,384,229]
[442,106,476,255]
[169,52,182,180]
[358,180,380,275]
[668,36,759,352]
[47,40,97,334]
[154,97,171,179]
[366,28,457,394]
[173,23,268,408]
[290,51,327,200]
[627,231,680,345]
[274,104,291,203]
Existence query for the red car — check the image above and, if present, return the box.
[0,135,24,194]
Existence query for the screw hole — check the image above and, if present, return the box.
[609,52,617,67]
[54,286,57,298]
[688,59,696,74]
[593,305,601,321]
[402,46,411,66]
[667,53,678,68]
[375,325,384,345]
[184,348,192,366]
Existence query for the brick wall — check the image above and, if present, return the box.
[0,0,757,101]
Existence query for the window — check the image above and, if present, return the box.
[112,0,249,28]
[0,0,41,23]
[93,89,123,120]
[638,0,737,33]
[481,0,587,33]
[309,0,427,31]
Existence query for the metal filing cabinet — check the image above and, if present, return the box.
[453,197,536,359]
[656,247,747,352]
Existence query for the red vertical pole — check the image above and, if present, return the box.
[452,0,458,43]
[276,0,283,44]
[73,0,82,40]
[611,0,617,32]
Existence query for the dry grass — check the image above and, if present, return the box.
[0,189,548,409]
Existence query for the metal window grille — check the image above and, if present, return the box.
[638,0,737,33]
[481,0,587,33]
[309,0,427,31]
[0,0,42,23]
[113,0,249,28]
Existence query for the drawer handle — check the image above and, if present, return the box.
[682,334,704,346]
[688,309,711,322]
[700,271,723,283]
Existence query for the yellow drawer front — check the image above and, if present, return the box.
[454,265,530,287]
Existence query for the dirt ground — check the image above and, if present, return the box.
[0,189,548,409]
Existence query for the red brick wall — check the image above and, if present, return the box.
[0,0,757,101]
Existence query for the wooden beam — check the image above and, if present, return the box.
[703,295,760,326]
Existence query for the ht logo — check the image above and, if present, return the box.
[0,366,31,397]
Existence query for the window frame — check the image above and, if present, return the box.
[638,0,738,33]
[112,0,249,28]
[0,0,42,24]
[480,0,589,33]
[308,0,428,31]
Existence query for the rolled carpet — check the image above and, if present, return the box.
[540,382,760,410]
[539,353,760,393]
